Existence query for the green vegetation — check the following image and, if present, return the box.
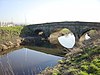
[0,26,23,42]
[59,28,71,34]
[88,30,98,37]
[49,28,72,45]
[52,69,60,75]
[0,26,23,33]
[52,46,100,75]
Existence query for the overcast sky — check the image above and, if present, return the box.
[0,0,100,24]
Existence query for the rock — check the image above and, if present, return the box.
[8,41,14,46]
[14,39,21,47]
[65,48,83,57]
[0,38,22,51]
[4,41,14,49]
[48,32,61,45]
[0,45,3,51]
[93,39,100,46]
[4,42,9,46]
[16,39,21,44]
[8,41,14,48]
[15,43,20,47]
[0,44,8,50]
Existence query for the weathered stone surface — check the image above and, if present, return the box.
[48,32,61,45]
[0,45,3,51]
[16,39,21,44]
[20,21,100,48]
[4,41,14,48]
[0,44,8,50]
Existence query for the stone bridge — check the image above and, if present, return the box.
[23,21,100,41]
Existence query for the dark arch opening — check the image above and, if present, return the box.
[80,29,98,40]
[79,29,99,47]
[34,29,45,38]
[79,28,99,43]
[33,29,52,47]
[81,29,92,38]
[80,28,99,37]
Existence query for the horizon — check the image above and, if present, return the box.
[0,20,100,25]
[0,0,100,24]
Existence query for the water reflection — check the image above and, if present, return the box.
[58,33,75,48]
[0,48,62,75]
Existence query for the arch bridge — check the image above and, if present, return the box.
[23,21,100,41]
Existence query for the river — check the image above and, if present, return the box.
[0,33,90,75]
[0,48,62,75]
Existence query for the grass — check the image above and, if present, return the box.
[53,46,100,75]
[59,28,71,34]
[0,26,23,42]
[0,26,23,35]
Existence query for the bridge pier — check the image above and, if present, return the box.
[74,34,81,47]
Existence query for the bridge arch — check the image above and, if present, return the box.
[34,29,46,38]
[79,29,99,42]
[21,21,100,47]
[48,28,76,48]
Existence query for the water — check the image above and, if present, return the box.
[0,48,62,75]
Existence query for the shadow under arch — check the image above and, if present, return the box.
[19,26,54,47]
[33,29,46,38]
[79,28,99,42]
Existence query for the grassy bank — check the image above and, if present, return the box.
[0,26,23,43]
[39,46,100,75]
[59,46,100,75]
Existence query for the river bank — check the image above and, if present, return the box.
[38,36,100,75]
[38,45,100,75]
[0,26,23,51]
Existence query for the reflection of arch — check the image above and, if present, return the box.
[34,29,45,37]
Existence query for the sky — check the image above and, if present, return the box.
[0,0,100,24]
